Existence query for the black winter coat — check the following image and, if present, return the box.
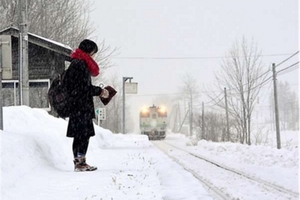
[63,59,102,138]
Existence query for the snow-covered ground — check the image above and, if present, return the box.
[164,134,299,198]
[1,106,299,200]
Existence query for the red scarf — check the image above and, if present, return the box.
[71,48,100,77]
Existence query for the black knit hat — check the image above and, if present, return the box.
[78,39,98,54]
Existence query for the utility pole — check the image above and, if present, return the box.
[224,87,230,141]
[201,102,205,140]
[178,103,181,132]
[189,93,194,137]
[122,77,133,134]
[173,104,178,132]
[18,0,29,106]
[189,102,193,137]
[272,63,281,149]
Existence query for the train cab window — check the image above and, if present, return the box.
[140,112,150,118]
[152,114,157,119]
[158,112,167,117]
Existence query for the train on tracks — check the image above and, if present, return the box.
[139,105,167,140]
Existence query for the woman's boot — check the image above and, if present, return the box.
[73,157,97,172]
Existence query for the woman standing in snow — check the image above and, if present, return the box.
[63,39,109,172]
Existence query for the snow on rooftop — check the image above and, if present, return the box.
[0,26,73,51]
[29,32,73,51]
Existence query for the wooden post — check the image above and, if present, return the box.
[272,63,281,149]
[202,102,205,140]
[224,87,230,141]
[18,0,29,106]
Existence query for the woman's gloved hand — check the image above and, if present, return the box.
[100,88,109,98]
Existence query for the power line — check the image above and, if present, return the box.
[226,76,273,96]
[193,96,225,109]
[203,62,297,109]
[198,54,296,97]
[207,96,225,107]
[249,76,273,92]
[275,51,299,68]
[111,53,296,60]
[256,69,271,80]
[224,61,298,95]
[225,68,271,93]
[131,68,272,98]
[205,92,223,105]
[127,88,226,97]
[277,66,299,77]
[126,92,202,98]
[276,61,299,75]
[127,92,181,97]
[128,62,298,112]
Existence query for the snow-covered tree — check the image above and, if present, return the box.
[213,38,269,145]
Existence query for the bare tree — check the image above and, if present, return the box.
[0,0,116,71]
[213,37,269,145]
[270,81,299,131]
[1,0,92,46]
[178,73,200,137]
[193,111,226,142]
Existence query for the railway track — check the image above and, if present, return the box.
[153,140,299,200]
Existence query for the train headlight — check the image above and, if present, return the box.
[159,106,167,113]
[140,106,150,117]
[158,106,167,117]
[141,107,149,114]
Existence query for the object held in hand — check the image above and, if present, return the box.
[100,85,117,105]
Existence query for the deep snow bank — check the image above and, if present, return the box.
[1,106,122,189]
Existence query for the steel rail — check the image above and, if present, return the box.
[163,141,299,199]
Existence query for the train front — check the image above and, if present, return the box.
[139,105,167,140]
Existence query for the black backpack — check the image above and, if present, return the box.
[48,71,70,118]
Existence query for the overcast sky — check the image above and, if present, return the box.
[89,0,298,131]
